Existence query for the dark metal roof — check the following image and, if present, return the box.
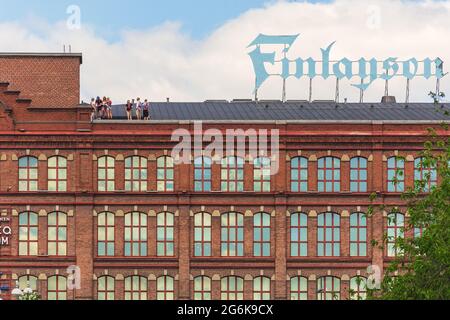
[109,102,450,121]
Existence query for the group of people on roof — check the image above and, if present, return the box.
[125,98,150,121]
[90,97,151,121]
[90,96,113,120]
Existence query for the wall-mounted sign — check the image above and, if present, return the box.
[0,217,11,246]
[248,34,446,100]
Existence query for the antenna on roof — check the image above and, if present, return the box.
[335,78,340,103]
[405,78,410,104]
[69,45,72,53]
[63,45,66,53]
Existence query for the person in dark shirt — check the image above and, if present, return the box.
[143,99,149,120]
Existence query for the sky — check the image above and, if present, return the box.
[0,0,449,103]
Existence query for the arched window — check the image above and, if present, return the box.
[317,276,340,300]
[350,276,367,300]
[125,156,147,192]
[18,275,38,292]
[254,157,271,192]
[290,213,308,257]
[194,157,212,192]
[97,276,115,300]
[97,212,115,256]
[124,276,147,300]
[157,212,175,256]
[253,276,271,300]
[414,157,437,192]
[221,156,244,192]
[18,156,38,191]
[193,276,211,300]
[387,157,405,192]
[48,156,67,192]
[350,212,367,257]
[387,213,404,257]
[290,276,308,300]
[317,212,340,257]
[124,212,147,256]
[221,276,243,300]
[157,276,174,300]
[48,212,67,256]
[47,276,67,300]
[291,157,308,192]
[318,157,340,192]
[157,156,174,191]
[350,157,368,192]
[98,156,115,192]
[253,213,271,257]
[18,212,38,256]
[221,212,244,257]
[194,212,212,257]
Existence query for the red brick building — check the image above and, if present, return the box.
[0,53,448,300]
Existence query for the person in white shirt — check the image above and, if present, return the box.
[135,98,142,120]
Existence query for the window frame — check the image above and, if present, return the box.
[97,156,115,192]
[97,212,115,256]
[47,156,68,192]
[253,212,271,257]
[414,157,437,192]
[253,276,271,300]
[193,212,212,257]
[124,275,147,300]
[317,212,341,257]
[318,157,341,192]
[290,276,308,300]
[47,275,67,300]
[47,211,68,256]
[386,213,405,257]
[349,212,367,257]
[157,212,175,257]
[18,211,39,256]
[124,212,148,257]
[125,156,148,192]
[18,156,38,192]
[289,212,308,257]
[253,157,271,192]
[350,276,367,300]
[290,156,308,192]
[97,276,115,300]
[387,157,405,193]
[156,276,175,300]
[193,276,212,300]
[220,212,244,257]
[220,276,244,300]
[350,157,368,193]
[317,276,341,300]
[157,156,174,192]
[194,156,212,192]
[221,156,244,192]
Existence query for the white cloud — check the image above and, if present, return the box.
[0,0,449,103]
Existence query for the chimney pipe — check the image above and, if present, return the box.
[381,96,396,103]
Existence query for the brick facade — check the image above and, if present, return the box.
[0,54,448,300]
[0,54,81,108]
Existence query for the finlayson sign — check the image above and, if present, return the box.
[248,34,446,94]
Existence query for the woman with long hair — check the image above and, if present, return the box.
[126,99,132,120]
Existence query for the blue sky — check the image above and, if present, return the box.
[0,0,328,41]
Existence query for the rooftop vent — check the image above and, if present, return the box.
[312,100,335,103]
[381,96,396,103]
[231,99,253,103]
[259,100,282,103]
[204,100,228,103]
[286,100,309,103]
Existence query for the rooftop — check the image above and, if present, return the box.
[105,101,450,122]
[0,52,83,63]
